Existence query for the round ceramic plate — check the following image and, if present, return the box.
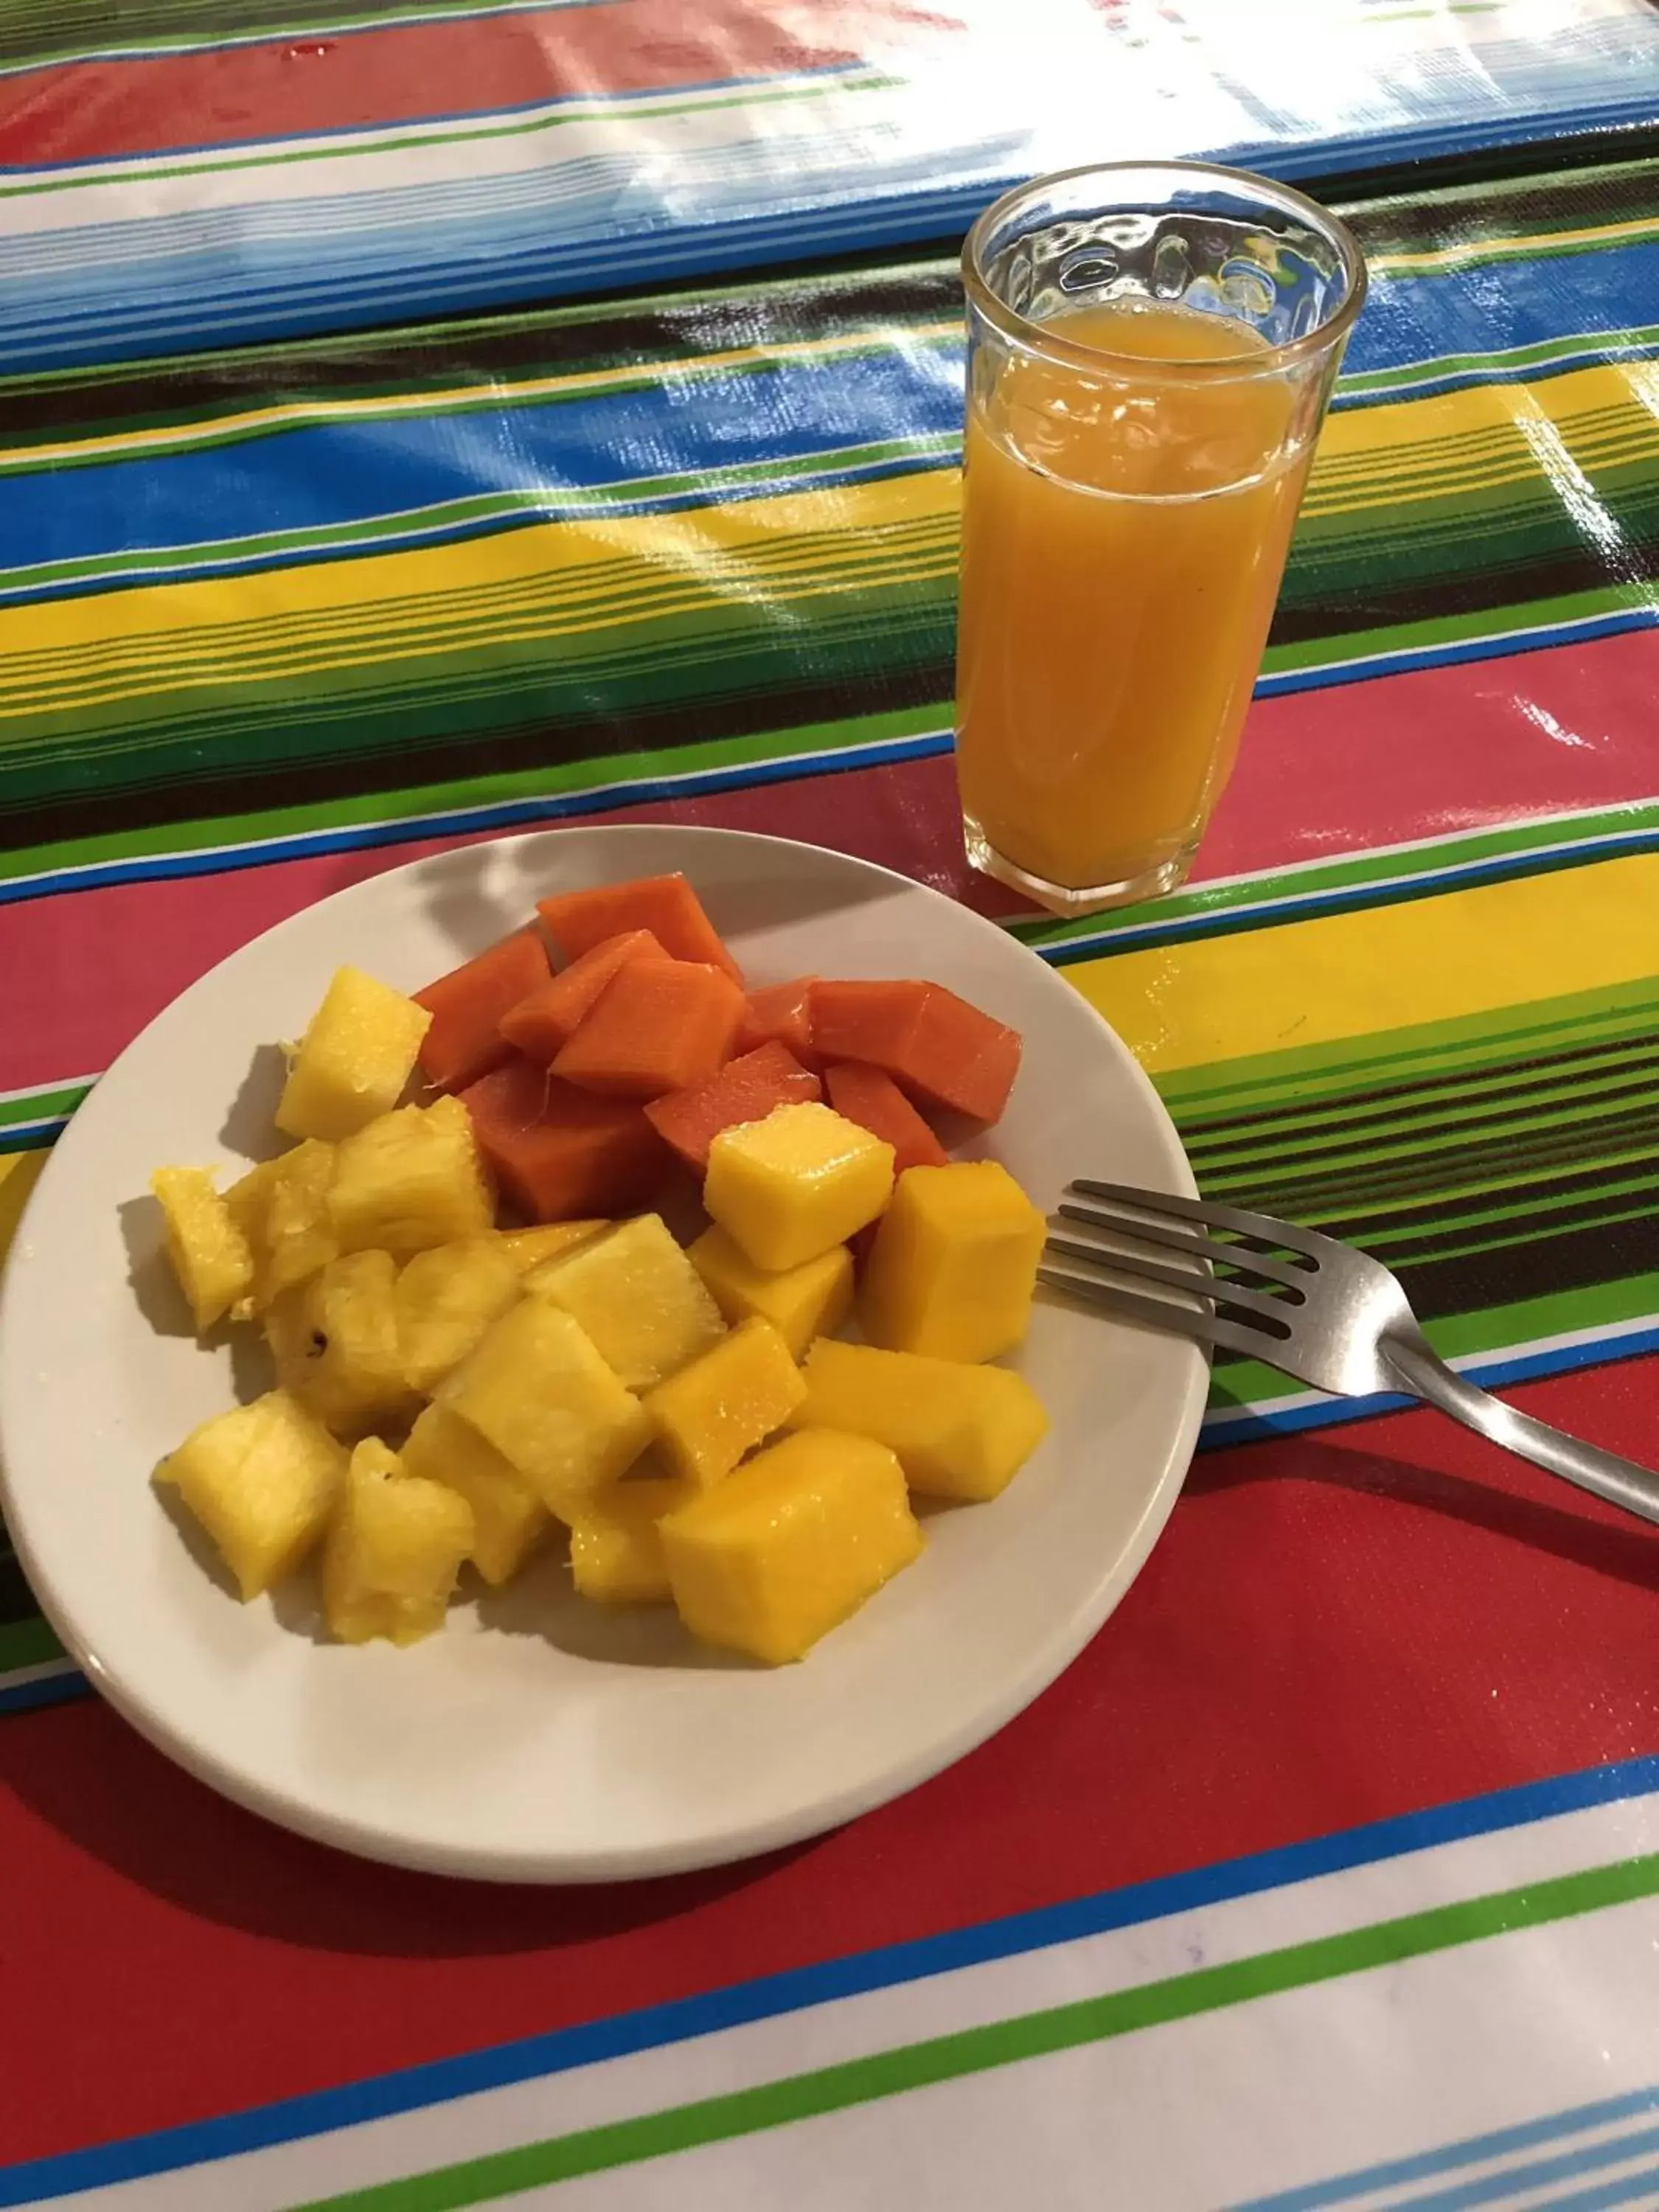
[0,825,1205,1882]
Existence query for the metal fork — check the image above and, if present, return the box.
[1042,1179,1659,1528]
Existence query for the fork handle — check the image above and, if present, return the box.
[1382,1332,1659,1528]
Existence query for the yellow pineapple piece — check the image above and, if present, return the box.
[497,1221,608,1274]
[394,1238,519,1394]
[229,1139,339,1304]
[703,1102,893,1272]
[568,1473,696,1604]
[150,1166,255,1332]
[265,1250,420,1440]
[645,1317,805,1489]
[400,1402,550,1586]
[275,965,431,1142]
[156,1388,345,1599]
[440,1299,651,1514]
[661,1429,922,1665]
[790,1338,1048,1501]
[328,1095,493,1259]
[321,1438,474,1646]
[687,1226,854,1359]
[524,1214,725,1390]
[860,1162,1046,1363]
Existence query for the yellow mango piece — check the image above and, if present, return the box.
[275,966,431,1142]
[265,1249,422,1442]
[394,1237,520,1394]
[568,1475,697,1605]
[687,1226,854,1359]
[525,1213,725,1390]
[791,1338,1048,1500]
[328,1096,493,1259]
[860,1161,1046,1362]
[157,1388,345,1600]
[645,1317,805,1490]
[703,1102,894,1272]
[150,1166,255,1332]
[661,1429,922,1665]
[440,1298,651,1515]
[497,1221,608,1274]
[400,1402,550,1586]
[321,1439,474,1646]
[229,1139,338,1305]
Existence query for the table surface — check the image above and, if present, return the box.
[2,4,1658,2208]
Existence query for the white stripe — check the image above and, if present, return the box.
[0,1656,78,1692]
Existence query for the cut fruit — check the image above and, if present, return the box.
[400,1402,550,1587]
[860,1161,1046,1363]
[321,1439,475,1646]
[537,872,741,981]
[524,1213,725,1391]
[440,1299,651,1514]
[227,1139,338,1305]
[661,1430,922,1665]
[735,977,818,1067]
[265,1248,420,1441]
[824,1062,949,1174]
[645,1317,805,1489]
[791,1338,1048,1500]
[157,1389,345,1600]
[275,966,431,1142]
[496,1220,609,1273]
[150,1166,255,1332]
[462,1056,666,1221]
[498,930,663,1064]
[568,1474,695,1604]
[393,1237,520,1394]
[808,980,1020,1124]
[688,1227,854,1360]
[414,931,550,1093]
[703,1101,894,1272]
[644,1041,821,1172]
[552,959,745,1101]
[327,1095,494,1258]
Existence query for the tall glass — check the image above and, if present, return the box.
[955,161,1366,914]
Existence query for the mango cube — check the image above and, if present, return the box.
[265,1249,420,1441]
[157,1388,345,1599]
[703,1102,894,1272]
[321,1439,475,1646]
[150,1166,255,1331]
[524,1213,725,1390]
[328,1095,493,1258]
[440,1298,651,1514]
[688,1226,853,1359]
[393,1237,519,1394]
[661,1429,922,1664]
[227,1139,338,1305]
[401,1402,551,1586]
[568,1474,697,1604]
[275,965,431,1142]
[497,1221,608,1274]
[860,1161,1045,1362]
[645,1317,805,1489]
[791,1338,1048,1500]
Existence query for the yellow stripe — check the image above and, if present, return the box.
[1367,211,1659,276]
[0,1150,45,1273]
[1068,855,1659,1076]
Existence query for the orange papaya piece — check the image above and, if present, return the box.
[824,1061,949,1173]
[460,1055,666,1220]
[644,1041,821,1172]
[414,931,550,1093]
[809,980,1021,1125]
[536,873,740,981]
[552,959,746,1100]
[499,929,664,1064]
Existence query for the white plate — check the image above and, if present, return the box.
[0,825,1205,1882]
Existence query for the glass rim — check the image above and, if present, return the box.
[961,159,1368,378]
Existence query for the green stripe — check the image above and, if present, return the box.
[293,1852,1659,2211]
[1338,322,1659,400]
[0,1615,65,1674]
[0,1079,90,1129]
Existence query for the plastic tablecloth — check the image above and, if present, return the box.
[2,4,1658,2208]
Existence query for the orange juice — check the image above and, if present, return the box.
[956,298,1310,901]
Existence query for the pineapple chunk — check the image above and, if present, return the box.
[790,1338,1048,1500]
[150,1167,255,1332]
[157,1388,345,1599]
[688,1227,853,1359]
[860,1162,1046,1363]
[524,1214,724,1391]
[265,1250,420,1440]
[400,1402,550,1586]
[645,1317,805,1489]
[321,1438,474,1645]
[440,1299,651,1514]
[703,1102,893,1271]
[229,1139,339,1304]
[497,1221,608,1274]
[276,965,431,1142]
[661,1430,922,1664]
[394,1238,519,1394]
[328,1095,493,1258]
[568,1473,696,1604]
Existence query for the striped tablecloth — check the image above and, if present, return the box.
[3,7,1658,2206]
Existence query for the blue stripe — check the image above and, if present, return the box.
[1530,2164,1659,2211]
[1258,607,1659,699]
[1332,331,1659,412]
[0,1121,65,1154]
[0,1668,91,1719]
[2,1754,1657,2204]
